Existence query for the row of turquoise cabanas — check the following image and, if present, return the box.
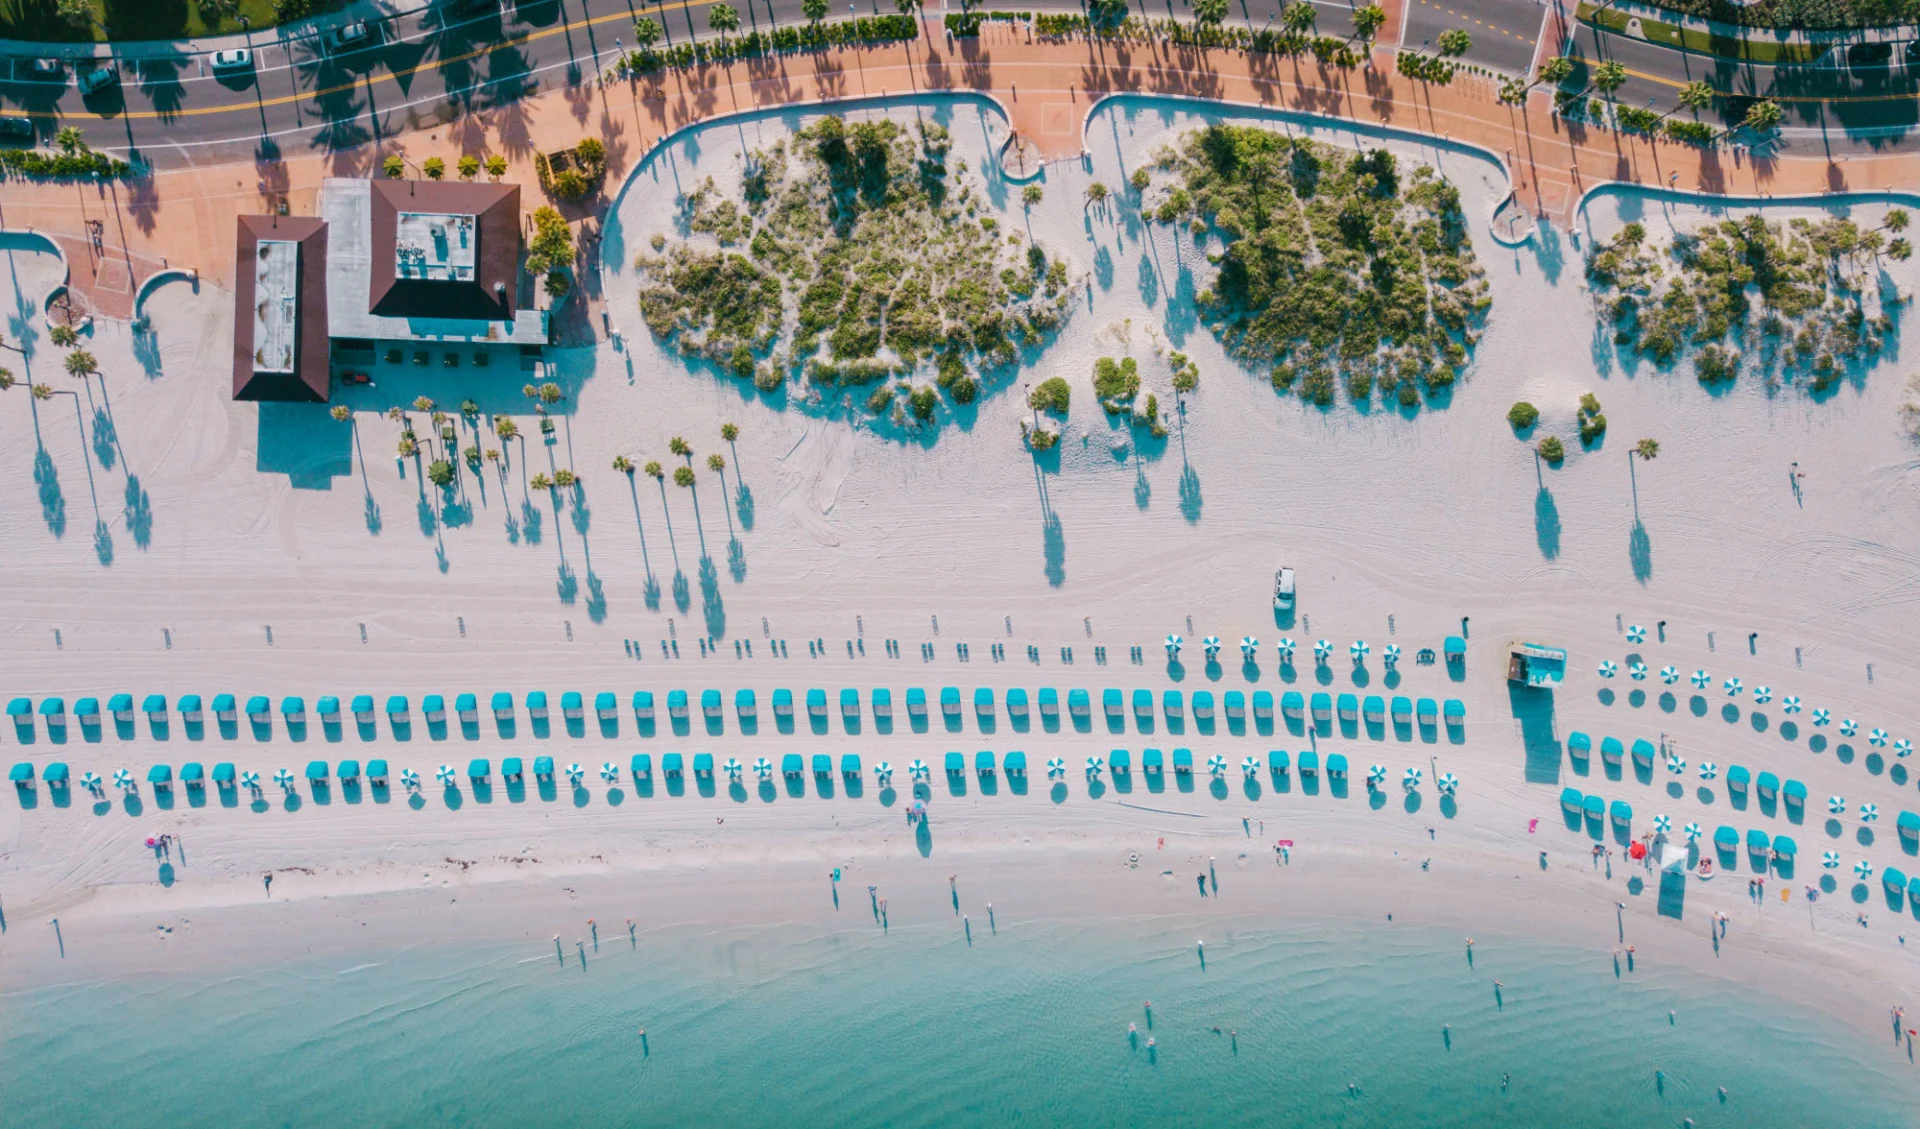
[8,758,395,790]
[6,687,1469,732]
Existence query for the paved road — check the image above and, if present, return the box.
[1401,0,1546,76]
[1562,22,1920,140]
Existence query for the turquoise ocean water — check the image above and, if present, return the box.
[4,909,1912,1127]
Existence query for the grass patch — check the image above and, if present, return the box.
[1574,1,1829,65]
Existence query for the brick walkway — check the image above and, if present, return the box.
[3,24,1912,316]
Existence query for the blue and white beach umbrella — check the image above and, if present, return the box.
[1629,661,1647,680]
[1046,757,1065,777]
[1810,707,1828,725]
[724,758,743,778]
[1240,636,1259,658]
[1368,764,1387,785]
[1691,670,1712,689]
[79,770,101,793]
[565,763,584,784]
[1437,772,1459,795]
[1683,822,1702,841]
[1855,860,1874,879]
[1752,686,1772,704]
[1840,718,1858,736]
[1822,851,1841,869]
[1208,754,1227,776]
[1384,644,1401,666]
[910,759,930,780]
[1724,676,1742,696]
[433,765,454,786]
[1597,660,1618,678]
[1860,803,1879,823]
[873,761,891,783]
[1165,634,1183,656]
[1660,666,1680,685]
[1828,796,1846,814]
[755,757,774,778]
[397,768,417,790]
[112,768,133,790]
[279,768,299,789]
[1203,636,1222,656]
[1242,756,1260,776]
[1350,640,1369,662]
[1403,767,1422,789]
[600,762,619,782]
[1666,755,1685,775]
[1783,696,1803,714]
[1314,639,1334,663]
[1697,761,1718,780]
[1626,624,1646,643]
[1896,739,1913,758]
[1277,637,1296,660]
[1869,728,1890,747]
[1652,814,1672,834]
[1085,755,1103,777]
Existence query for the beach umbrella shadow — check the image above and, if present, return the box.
[1050,782,1067,805]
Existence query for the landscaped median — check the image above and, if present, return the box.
[0,130,135,181]
[619,14,920,74]
[1574,0,1829,65]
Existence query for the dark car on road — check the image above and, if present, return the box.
[0,116,35,142]
[1846,41,1893,68]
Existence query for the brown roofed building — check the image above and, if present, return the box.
[231,215,330,402]
[367,180,520,321]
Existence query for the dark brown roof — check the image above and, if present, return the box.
[232,215,330,403]
[367,180,520,320]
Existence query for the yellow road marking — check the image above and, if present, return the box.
[27,0,715,122]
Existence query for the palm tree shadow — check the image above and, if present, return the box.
[699,556,725,637]
[1629,519,1652,583]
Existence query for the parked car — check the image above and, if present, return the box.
[1272,567,1296,611]
[327,21,372,51]
[1846,41,1893,68]
[0,116,35,141]
[209,48,253,70]
[25,58,62,79]
[78,63,118,94]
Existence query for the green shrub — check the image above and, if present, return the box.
[1537,436,1565,463]
[426,459,455,487]
[1578,412,1606,445]
[423,157,446,180]
[1507,401,1539,429]
[1694,344,1739,383]
[1029,376,1071,414]
[1168,351,1199,393]
[950,375,979,404]
[865,386,894,413]
[1092,356,1140,409]
[1663,120,1714,145]
[908,385,937,420]
[1022,422,1059,450]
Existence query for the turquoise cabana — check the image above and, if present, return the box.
[560,691,583,720]
[1268,750,1289,774]
[1132,689,1152,719]
[1142,748,1164,774]
[1335,693,1357,721]
[7,698,31,727]
[1886,867,1909,895]
[350,695,374,723]
[1298,751,1319,776]
[736,689,758,719]
[527,691,549,719]
[1037,688,1059,717]
[1281,691,1305,719]
[939,687,960,717]
[1109,749,1131,774]
[1416,698,1438,723]
[1713,826,1738,849]
[1067,689,1090,718]
[1600,737,1624,764]
[1745,828,1769,854]
[662,753,684,777]
[305,760,328,781]
[1224,691,1245,720]
[630,691,653,720]
[38,697,66,724]
[245,695,270,721]
[179,694,205,723]
[142,694,168,720]
[630,754,652,779]
[1192,691,1214,719]
[694,753,714,777]
[1007,689,1029,718]
[807,689,828,718]
[109,693,134,722]
[976,751,995,775]
[1582,794,1604,820]
[180,762,204,788]
[1362,695,1385,723]
[841,689,861,719]
[421,695,446,723]
[1163,690,1183,719]
[147,764,172,788]
[1756,772,1780,798]
[666,690,688,719]
[10,762,33,786]
[492,692,514,720]
[1568,732,1591,756]
[366,760,389,784]
[1899,811,1920,842]
[1004,751,1027,776]
[281,696,307,722]
[74,698,99,726]
[317,696,341,723]
[701,690,721,719]
[1631,738,1656,766]
[1727,765,1751,793]
[841,754,862,777]
[1252,691,1273,719]
[782,754,803,777]
[533,756,554,780]
[1610,799,1632,825]
[468,759,490,781]
[212,762,236,786]
[595,692,617,720]
[1326,753,1348,778]
[1443,699,1466,725]
[873,688,893,718]
[1772,835,1796,858]
[1560,787,1582,811]
[1783,779,1808,809]
[1103,688,1124,717]
[1172,748,1194,774]
[336,760,360,781]
[385,695,409,722]
[1309,693,1331,721]
[501,757,523,781]
[1390,696,1413,723]
[973,688,993,716]
[943,751,964,774]
[903,688,924,717]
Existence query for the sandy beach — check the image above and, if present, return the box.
[4,93,1920,1123]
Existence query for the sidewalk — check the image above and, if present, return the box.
[5,23,1919,320]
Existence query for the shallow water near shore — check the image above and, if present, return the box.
[4,907,1912,1128]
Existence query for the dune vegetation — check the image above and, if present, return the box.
[635,115,1074,426]
[1137,123,1490,411]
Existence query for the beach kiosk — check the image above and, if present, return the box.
[1506,642,1567,687]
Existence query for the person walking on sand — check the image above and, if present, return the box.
[1197,874,1208,897]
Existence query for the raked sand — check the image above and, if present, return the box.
[2,99,1919,1073]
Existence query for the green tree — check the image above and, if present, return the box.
[635,14,663,43]
[64,349,97,377]
[530,471,553,491]
[673,466,696,487]
[31,383,52,400]
[383,155,406,178]
[1281,1,1315,32]
[538,382,564,403]
[1436,28,1470,56]
[412,395,436,413]
[709,3,739,33]
[1677,80,1713,113]
[1537,436,1564,463]
[458,155,481,180]
[1352,4,1386,42]
[1886,209,1909,232]
[644,460,664,479]
[1742,99,1782,133]
[1591,60,1627,98]
[423,156,446,180]
[1085,181,1109,206]
[1193,0,1228,25]
[427,459,455,487]
[613,454,634,474]
[526,207,575,274]
[55,0,91,30]
[49,324,78,348]
[720,422,739,442]
[800,0,826,20]
[495,417,520,441]
[706,453,726,472]
[330,405,352,422]
[1507,401,1538,429]
[485,154,508,179]
[894,0,919,13]
[1537,55,1574,86]
[0,367,13,390]
[553,468,578,488]
[669,436,691,458]
[1022,184,1043,208]
[55,126,86,154]
[1633,437,1660,460]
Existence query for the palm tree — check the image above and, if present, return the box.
[708,3,739,34]
[706,453,725,473]
[31,383,52,400]
[1084,181,1109,208]
[673,466,696,487]
[668,436,691,460]
[1886,209,1910,233]
[1193,0,1227,25]
[1280,0,1314,32]
[1537,55,1574,87]
[331,405,352,422]
[634,15,662,46]
[1435,28,1469,56]
[0,367,14,390]
[530,471,553,491]
[553,468,578,488]
[1590,60,1627,100]
[49,324,78,348]
[413,395,436,413]
[720,422,739,443]
[1351,4,1386,44]
[801,0,826,20]
[64,349,97,377]
[1677,80,1713,113]
[613,455,634,474]
[495,417,520,441]
[644,460,663,480]
[1742,99,1782,135]
[1633,438,1660,460]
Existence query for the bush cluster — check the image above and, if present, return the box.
[625,15,916,72]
